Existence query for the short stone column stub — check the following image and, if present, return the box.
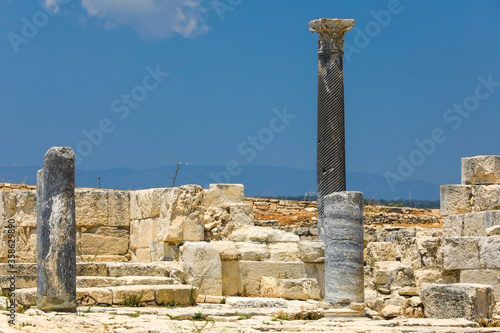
[323,191,364,307]
[37,147,77,312]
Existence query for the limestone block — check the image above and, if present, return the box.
[479,237,500,269]
[474,185,500,212]
[298,241,324,263]
[76,263,108,276]
[131,248,151,262]
[106,263,169,277]
[441,237,480,270]
[221,261,241,296]
[108,190,130,227]
[397,286,419,296]
[130,188,163,220]
[0,190,37,228]
[180,242,222,296]
[75,190,108,227]
[421,283,495,321]
[155,285,198,305]
[238,242,269,261]
[77,287,113,305]
[213,241,239,260]
[15,287,37,307]
[225,261,324,297]
[203,184,245,208]
[277,278,321,300]
[366,242,396,262]
[443,215,463,237]
[440,185,473,215]
[380,305,403,319]
[226,297,288,308]
[268,243,299,262]
[487,225,500,236]
[79,227,129,255]
[414,270,457,287]
[260,276,278,297]
[460,270,500,299]
[462,156,500,185]
[417,237,441,269]
[112,285,155,305]
[373,261,415,289]
[130,218,158,250]
[229,226,299,243]
[228,203,254,225]
[408,296,422,307]
[157,185,204,243]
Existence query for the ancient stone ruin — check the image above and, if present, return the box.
[1,16,500,332]
[0,155,499,332]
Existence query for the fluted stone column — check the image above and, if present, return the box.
[37,147,77,312]
[323,191,364,307]
[309,18,355,240]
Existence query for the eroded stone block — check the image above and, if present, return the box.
[298,241,324,263]
[440,185,473,216]
[441,237,480,270]
[462,156,500,185]
[180,242,222,296]
[421,283,495,321]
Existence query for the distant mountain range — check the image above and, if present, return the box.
[0,164,440,200]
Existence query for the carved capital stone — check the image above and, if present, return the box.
[309,18,355,54]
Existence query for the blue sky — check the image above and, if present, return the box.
[1,0,499,191]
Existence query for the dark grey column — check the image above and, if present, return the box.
[37,147,77,312]
[309,18,354,240]
[323,191,364,306]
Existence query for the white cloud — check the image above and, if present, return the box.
[44,0,61,13]
[80,0,209,39]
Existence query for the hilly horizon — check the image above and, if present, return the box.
[0,164,440,200]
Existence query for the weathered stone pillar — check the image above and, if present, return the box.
[309,18,355,240]
[37,147,77,312]
[323,191,364,306]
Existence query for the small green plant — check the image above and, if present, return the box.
[77,242,104,262]
[193,312,204,321]
[123,292,144,307]
[130,311,141,318]
[478,317,500,327]
[190,319,214,333]
[159,299,179,308]
[84,306,92,313]
[284,271,288,279]
[17,305,25,314]
[237,314,251,320]
[373,282,380,298]
[20,322,35,327]
[220,298,226,304]
[241,285,247,297]
[368,256,377,269]
[273,310,289,321]
[189,284,196,306]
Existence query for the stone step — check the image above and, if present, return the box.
[1,275,179,290]
[0,262,183,278]
[15,284,199,307]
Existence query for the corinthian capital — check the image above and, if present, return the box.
[309,18,355,54]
